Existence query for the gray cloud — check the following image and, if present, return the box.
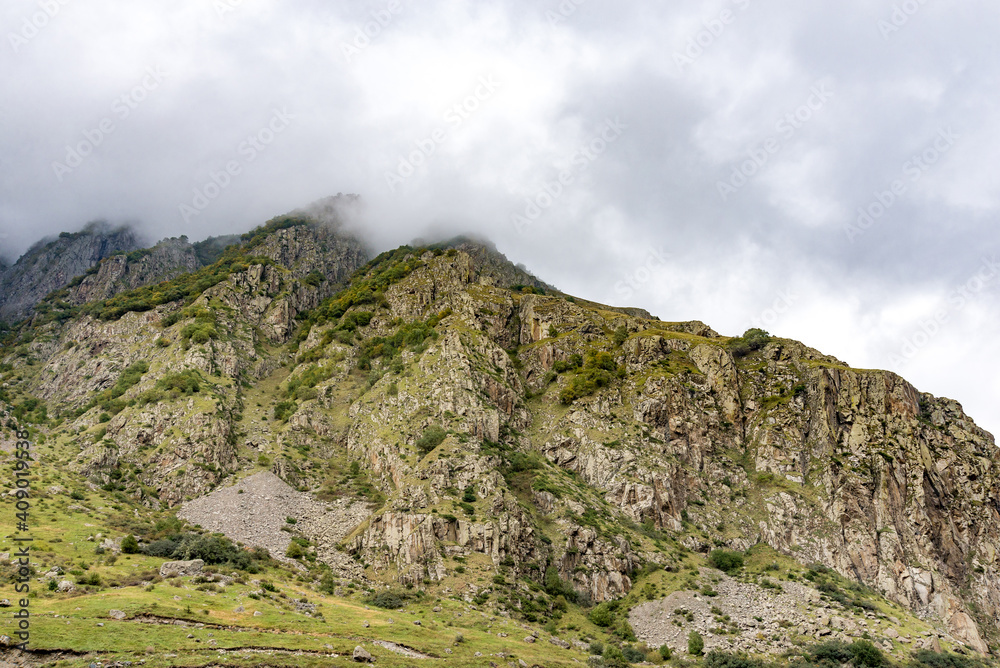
[1,0,997,436]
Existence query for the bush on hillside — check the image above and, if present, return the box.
[708,549,745,574]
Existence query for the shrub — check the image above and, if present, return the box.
[850,640,884,668]
[613,325,628,346]
[273,400,297,421]
[319,572,336,594]
[622,645,646,663]
[810,640,854,665]
[143,539,177,558]
[659,644,672,660]
[728,328,771,358]
[145,370,202,402]
[911,650,984,668]
[367,590,407,609]
[553,356,582,373]
[559,352,617,404]
[589,641,605,656]
[286,541,305,559]
[121,534,140,554]
[303,270,325,287]
[166,534,259,571]
[688,631,704,656]
[415,425,447,455]
[602,645,627,668]
[77,572,102,586]
[589,601,616,627]
[706,650,761,668]
[708,549,744,574]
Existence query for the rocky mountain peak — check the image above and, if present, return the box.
[0,221,143,323]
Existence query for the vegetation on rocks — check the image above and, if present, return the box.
[0,207,997,666]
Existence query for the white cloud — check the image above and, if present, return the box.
[0,0,996,439]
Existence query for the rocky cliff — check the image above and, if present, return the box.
[1,203,997,658]
[0,221,142,322]
[63,236,202,305]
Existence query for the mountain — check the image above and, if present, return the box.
[61,236,202,306]
[0,221,143,323]
[0,198,997,666]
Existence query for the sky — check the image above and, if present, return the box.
[1,0,998,439]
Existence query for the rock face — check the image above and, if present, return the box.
[64,236,202,305]
[0,221,142,322]
[3,199,998,653]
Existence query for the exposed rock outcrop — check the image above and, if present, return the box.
[0,221,142,322]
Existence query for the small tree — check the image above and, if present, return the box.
[850,640,884,668]
[415,425,447,455]
[603,645,628,668]
[613,324,628,346]
[708,549,744,574]
[659,644,673,660]
[688,631,704,656]
[121,534,140,554]
[589,601,615,627]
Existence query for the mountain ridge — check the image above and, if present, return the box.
[0,197,997,665]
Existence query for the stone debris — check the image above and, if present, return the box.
[373,640,432,659]
[178,471,369,578]
[159,559,204,578]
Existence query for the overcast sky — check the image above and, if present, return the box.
[1,1,998,438]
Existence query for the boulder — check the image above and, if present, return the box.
[353,645,374,662]
[159,559,205,578]
[108,609,126,620]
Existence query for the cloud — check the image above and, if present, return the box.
[0,0,997,437]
